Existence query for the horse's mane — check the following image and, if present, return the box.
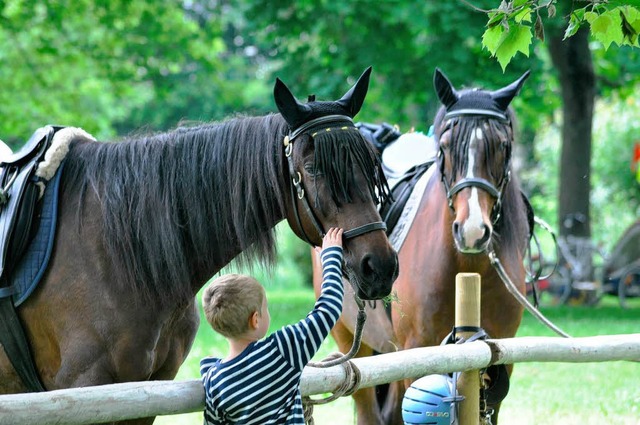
[62,114,289,307]
[61,113,389,307]
[434,104,529,253]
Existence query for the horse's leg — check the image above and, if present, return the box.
[381,380,408,425]
[481,266,525,425]
[483,364,513,425]
[121,300,200,425]
[330,319,385,425]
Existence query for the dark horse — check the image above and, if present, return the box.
[0,68,399,424]
[312,69,531,424]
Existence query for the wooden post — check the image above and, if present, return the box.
[455,273,481,425]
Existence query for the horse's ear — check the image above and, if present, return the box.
[490,70,531,111]
[274,77,312,128]
[336,66,372,118]
[433,68,459,109]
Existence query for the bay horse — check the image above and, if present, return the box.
[312,68,531,424]
[0,67,399,424]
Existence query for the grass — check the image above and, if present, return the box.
[157,290,640,425]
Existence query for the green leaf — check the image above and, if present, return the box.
[584,11,599,24]
[514,6,533,23]
[482,25,504,55]
[564,14,583,39]
[495,25,532,70]
[487,10,506,28]
[591,13,618,49]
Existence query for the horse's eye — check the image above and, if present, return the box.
[304,163,323,176]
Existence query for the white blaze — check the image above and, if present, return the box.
[462,127,485,246]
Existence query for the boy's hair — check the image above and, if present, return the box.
[202,274,265,338]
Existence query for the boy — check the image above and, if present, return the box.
[200,227,345,424]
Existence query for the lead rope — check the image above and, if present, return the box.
[303,295,367,424]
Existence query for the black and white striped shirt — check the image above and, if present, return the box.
[200,246,344,424]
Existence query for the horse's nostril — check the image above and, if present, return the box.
[452,221,463,243]
[361,253,376,280]
[478,223,491,246]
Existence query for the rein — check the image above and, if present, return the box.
[284,115,386,244]
[303,294,366,424]
[488,248,571,338]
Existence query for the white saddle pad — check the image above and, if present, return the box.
[0,140,12,162]
[382,131,437,188]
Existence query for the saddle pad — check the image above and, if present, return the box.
[382,131,437,187]
[10,162,64,306]
[387,165,435,252]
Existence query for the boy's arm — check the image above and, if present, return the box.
[274,246,344,370]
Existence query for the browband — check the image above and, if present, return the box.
[288,115,355,140]
[444,108,508,121]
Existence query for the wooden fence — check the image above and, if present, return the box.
[1,333,639,424]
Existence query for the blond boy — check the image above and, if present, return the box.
[200,228,344,424]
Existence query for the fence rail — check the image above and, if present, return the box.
[1,334,639,425]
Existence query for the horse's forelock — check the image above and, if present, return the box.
[312,129,390,207]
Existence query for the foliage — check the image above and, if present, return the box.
[524,91,640,249]
[240,0,542,130]
[0,0,267,147]
[480,0,640,69]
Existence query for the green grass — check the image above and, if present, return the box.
[157,290,640,425]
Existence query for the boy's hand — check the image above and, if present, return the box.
[322,227,343,250]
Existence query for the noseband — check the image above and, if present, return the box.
[284,115,387,244]
[438,109,512,225]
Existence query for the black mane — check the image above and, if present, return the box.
[61,112,388,307]
[63,114,289,307]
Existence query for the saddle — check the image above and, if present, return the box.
[357,122,434,236]
[356,121,401,154]
[0,125,63,393]
[380,161,433,235]
[0,126,61,289]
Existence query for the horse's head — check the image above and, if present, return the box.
[433,68,530,254]
[273,67,399,300]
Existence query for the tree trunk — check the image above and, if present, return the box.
[547,27,595,239]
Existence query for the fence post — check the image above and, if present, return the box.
[455,272,481,425]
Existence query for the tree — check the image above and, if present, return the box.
[0,1,263,147]
[480,0,640,70]
[481,0,640,238]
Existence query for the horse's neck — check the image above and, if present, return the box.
[184,115,289,288]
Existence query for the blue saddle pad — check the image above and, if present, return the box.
[10,163,64,306]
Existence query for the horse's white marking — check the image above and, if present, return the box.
[462,126,485,247]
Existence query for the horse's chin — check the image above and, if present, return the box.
[457,246,486,255]
[454,238,490,255]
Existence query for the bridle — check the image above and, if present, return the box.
[284,114,387,245]
[437,108,512,225]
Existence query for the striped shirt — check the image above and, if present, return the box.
[200,246,344,425]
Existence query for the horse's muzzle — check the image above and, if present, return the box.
[349,250,399,300]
